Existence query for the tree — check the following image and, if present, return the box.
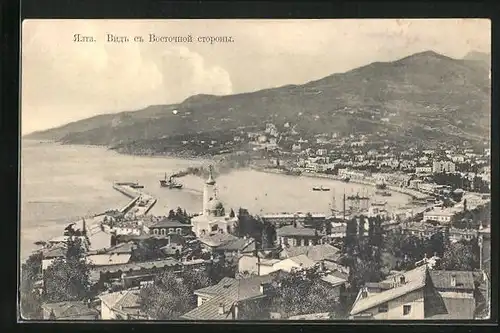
[139,269,212,320]
[176,206,184,218]
[229,209,235,218]
[261,221,276,249]
[267,266,344,319]
[215,202,225,216]
[182,269,213,292]
[207,257,237,283]
[343,218,358,256]
[43,237,93,303]
[138,271,192,320]
[130,238,165,262]
[20,252,43,319]
[168,209,176,219]
[439,239,479,271]
[304,213,314,228]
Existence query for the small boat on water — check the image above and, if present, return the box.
[375,190,392,197]
[160,173,183,189]
[130,183,144,189]
[347,193,370,201]
[312,186,330,191]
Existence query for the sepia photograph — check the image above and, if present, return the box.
[19,19,491,321]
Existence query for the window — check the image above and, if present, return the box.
[153,229,159,235]
[211,225,218,232]
[160,229,166,235]
[169,228,174,233]
[176,228,182,234]
[378,303,388,313]
[403,305,411,316]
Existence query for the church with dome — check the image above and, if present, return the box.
[190,165,238,237]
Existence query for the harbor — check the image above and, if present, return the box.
[112,182,157,216]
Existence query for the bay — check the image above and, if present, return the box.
[20,140,411,259]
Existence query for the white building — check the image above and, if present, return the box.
[190,166,238,237]
[415,166,432,175]
[423,208,458,224]
[432,161,456,174]
[316,149,328,156]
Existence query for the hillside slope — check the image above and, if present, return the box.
[25,50,490,149]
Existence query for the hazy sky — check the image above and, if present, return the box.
[21,19,490,134]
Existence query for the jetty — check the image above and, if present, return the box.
[112,182,157,216]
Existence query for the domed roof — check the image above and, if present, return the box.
[207,197,223,212]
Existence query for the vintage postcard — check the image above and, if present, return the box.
[19,19,491,321]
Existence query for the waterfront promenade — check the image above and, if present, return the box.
[254,166,430,200]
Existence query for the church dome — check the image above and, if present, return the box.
[206,198,224,216]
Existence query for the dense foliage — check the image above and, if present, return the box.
[19,252,43,319]
[42,238,94,303]
[138,269,213,320]
[234,208,276,249]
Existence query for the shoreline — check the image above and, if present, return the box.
[251,166,429,200]
[24,139,429,200]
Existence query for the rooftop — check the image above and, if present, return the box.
[280,244,341,262]
[217,238,256,252]
[41,301,98,319]
[149,218,191,229]
[86,253,132,266]
[88,241,137,255]
[42,246,66,259]
[99,289,146,318]
[429,270,475,291]
[90,258,181,281]
[184,272,287,320]
[199,233,239,248]
[350,265,428,316]
[276,226,321,237]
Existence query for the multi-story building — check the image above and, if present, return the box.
[415,166,432,175]
[432,161,456,174]
[349,266,476,320]
[423,208,458,224]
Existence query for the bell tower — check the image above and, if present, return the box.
[203,165,216,215]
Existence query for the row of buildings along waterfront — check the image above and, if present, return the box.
[33,164,490,321]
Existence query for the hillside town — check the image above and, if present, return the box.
[20,144,491,320]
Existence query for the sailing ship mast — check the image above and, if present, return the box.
[342,190,346,222]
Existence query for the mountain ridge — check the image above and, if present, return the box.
[25,50,490,152]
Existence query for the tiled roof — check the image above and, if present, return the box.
[149,218,191,229]
[184,272,287,320]
[194,277,238,297]
[90,258,181,281]
[276,226,319,237]
[107,242,137,254]
[42,246,66,259]
[321,274,347,287]
[195,272,285,299]
[217,238,255,252]
[288,255,317,268]
[42,301,98,318]
[281,244,341,262]
[429,270,475,291]
[181,294,236,320]
[86,253,132,266]
[199,233,239,248]
[99,289,145,317]
[350,265,428,316]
